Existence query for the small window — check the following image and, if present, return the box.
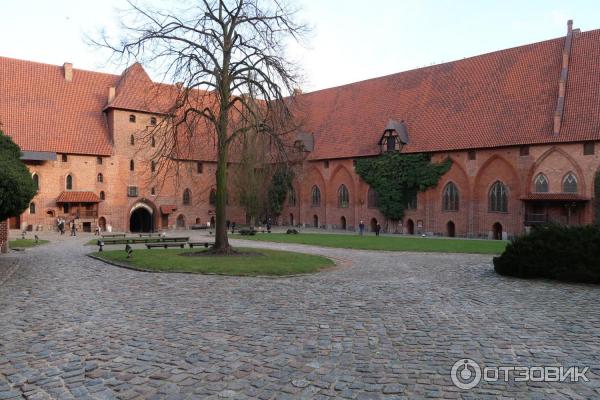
[209,189,217,206]
[338,184,349,208]
[61,154,68,162]
[130,135,135,146]
[442,182,459,211]
[29,202,36,214]
[406,191,418,210]
[468,150,476,160]
[66,174,73,190]
[97,173,103,183]
[32,174,39,191]
[386,136,396,152]
[367,187,379,208]
[99,191,105,200]
[63,203,70,214]
[562,172,578,193]
[197,162,203,174]
[127,186,138,197]
[288,187,297,206]
[150,117,157,125]
[311,186,321,207]
[489,181,508,213]
[151,136,156,148]
[519,146,530,156]
[151,161,156,173]
[97,156,103,165]
[584,142,595,155]
[130,160,135,171]
[151,187,156,196]
[324,160,329,169]
[129,114,136,123]
[534,173,549,193]
[183,188,191,205]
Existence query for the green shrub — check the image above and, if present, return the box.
[286,229,299,234]
[493,224,600,283]
[239,228,256,236]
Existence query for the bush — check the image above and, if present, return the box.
[493,224,600,283]
[239,228,256,236]
[286,229,299,234]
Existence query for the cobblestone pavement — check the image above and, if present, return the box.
[0,234,599,399]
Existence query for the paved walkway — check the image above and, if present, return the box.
[0,234,598,399]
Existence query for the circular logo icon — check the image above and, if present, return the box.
[451,358,481,389]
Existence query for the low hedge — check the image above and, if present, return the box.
[493,224,600,283]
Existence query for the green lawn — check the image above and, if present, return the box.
[9,239,49,248]
[237,233,507,254]
[91,247,334,276]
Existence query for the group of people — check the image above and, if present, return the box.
[56,218,77,236]
[358,220,381,236]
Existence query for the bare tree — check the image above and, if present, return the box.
[97,0,306,253]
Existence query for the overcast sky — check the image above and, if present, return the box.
[1,0,598,91]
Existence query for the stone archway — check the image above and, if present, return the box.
[130,204,154,233]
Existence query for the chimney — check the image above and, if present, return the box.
[108,87,116,103]
[553,20,574,135]
[63,62,73,82]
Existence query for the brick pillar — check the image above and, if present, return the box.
[0,220,8,254]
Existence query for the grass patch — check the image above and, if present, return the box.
[9,239,49,248]
[237,233,507,254]
[91,247,334,276]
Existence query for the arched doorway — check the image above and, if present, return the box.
[492,222,503,240]
[340,216,347,230]
[313,214,319,228]
[370,218,378,232]
[98,217,107,232]
[289,213,294,226]
[446,221,456,237]
[406,219,415,235]
[210,216,215,227]
[195,217,201,224]
[176,214,186,229]
[130,204,154,232]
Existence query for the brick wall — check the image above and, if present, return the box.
[0,220,8,253]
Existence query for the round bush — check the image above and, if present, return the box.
[493,224,600,283]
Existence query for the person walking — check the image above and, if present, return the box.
[70,221,77,237]
[359,220,365,236]
[375,223,381,237]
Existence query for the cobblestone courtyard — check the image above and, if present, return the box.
[0,234,598,399]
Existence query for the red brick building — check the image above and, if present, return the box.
[1,21,599,238]
[0,220,7,253]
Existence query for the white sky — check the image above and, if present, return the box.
[1,0,598,91]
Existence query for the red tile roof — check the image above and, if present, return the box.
[56,191,101,203]
[296,29,600,160]
[520,193,590,202]
[0,57,117,156]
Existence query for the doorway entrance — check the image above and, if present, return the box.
[406,219,414,235]
[370,218,378,232]
[313,214,319,228]
[446,221,456,237]
[176,214,186,229]
[492,222,503,240]
[289,213,294,226]
[130,205,154,232]
[340,216,347,230]
[98,217,107,232]
[8,216,20,230]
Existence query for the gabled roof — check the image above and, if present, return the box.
[0,56,117,156]
[297,28,600,160]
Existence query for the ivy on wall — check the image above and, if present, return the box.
[355,153,452,221]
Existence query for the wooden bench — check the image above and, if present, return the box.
[146,242,186,249]
[188,242,214,248]
[102,233,126,238]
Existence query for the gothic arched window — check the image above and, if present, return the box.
[442,182,459,211]
[311,186,321,207]
[562,172,578,193]
[338,184,349,208]
[534,173,549,192]
[489,181,508,212]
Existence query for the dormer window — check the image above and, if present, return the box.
[379,120,408,154]
[129,114,136,123]
[150,117,157,125]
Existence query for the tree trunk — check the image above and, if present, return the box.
[213,137,231,252]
